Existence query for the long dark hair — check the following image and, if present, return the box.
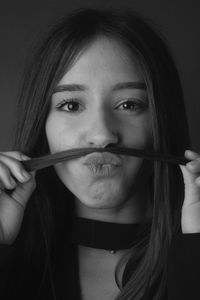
[12,7,190,300]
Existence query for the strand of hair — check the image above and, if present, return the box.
[21,147,188,172]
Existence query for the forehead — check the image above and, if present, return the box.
[58,36,144,86]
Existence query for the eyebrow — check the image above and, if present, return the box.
[52,81,147,94]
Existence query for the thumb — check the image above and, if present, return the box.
[179,164,200,207]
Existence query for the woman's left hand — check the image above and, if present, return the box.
[180,150,200,233]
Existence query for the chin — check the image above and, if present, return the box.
[77,182,126,209]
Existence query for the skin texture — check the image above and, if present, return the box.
[180,150,200,233]
[45,36,200,231]
[44,37,200,297]
[45,37,153,224]
[0,38,199,252]
[0,31,199,300]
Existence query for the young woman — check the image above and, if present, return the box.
[0,7,200,300]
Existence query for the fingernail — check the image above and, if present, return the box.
[22,170,31,180]
[10,178,16,186]
[185,150,199,159]
[20,154,30,161]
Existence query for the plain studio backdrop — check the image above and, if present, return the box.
[0,0,199,152]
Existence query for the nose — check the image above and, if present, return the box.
[85,110,119,148]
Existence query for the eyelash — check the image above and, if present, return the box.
[56,99,83,112]
[116,99,147,112]
[55,98,147,113]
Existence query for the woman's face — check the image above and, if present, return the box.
[45,37,152,212]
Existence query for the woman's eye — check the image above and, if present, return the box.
[55,99,83,112]
[116,99,147,113]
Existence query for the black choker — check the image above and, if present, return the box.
[69,217,151,253]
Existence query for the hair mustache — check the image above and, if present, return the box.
[21,147,188,172]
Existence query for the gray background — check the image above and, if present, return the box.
[0,0,199,152]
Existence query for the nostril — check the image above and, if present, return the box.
[105,142,118,149]
[87,128,120,148]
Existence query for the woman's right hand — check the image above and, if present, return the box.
[0,151,36,245]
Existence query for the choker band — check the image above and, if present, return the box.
[69,217,151,252]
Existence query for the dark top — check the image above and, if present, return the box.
[0,232,199,299]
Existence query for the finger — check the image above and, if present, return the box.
[10,177,36,207]
[184,150,200,160]
[186,160,200,174]
[0,151,30,160]
[0,154,32,185]
[0,161,17,190]
[0,153,36,212]
[179,164,200,206]
[179,164,196,186]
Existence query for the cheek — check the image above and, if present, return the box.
[120,116,153,184]
[123,117,152,149]
[54,161,84,190]
[45,114,80,153]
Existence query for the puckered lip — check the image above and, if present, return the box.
[82,152,122,166]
